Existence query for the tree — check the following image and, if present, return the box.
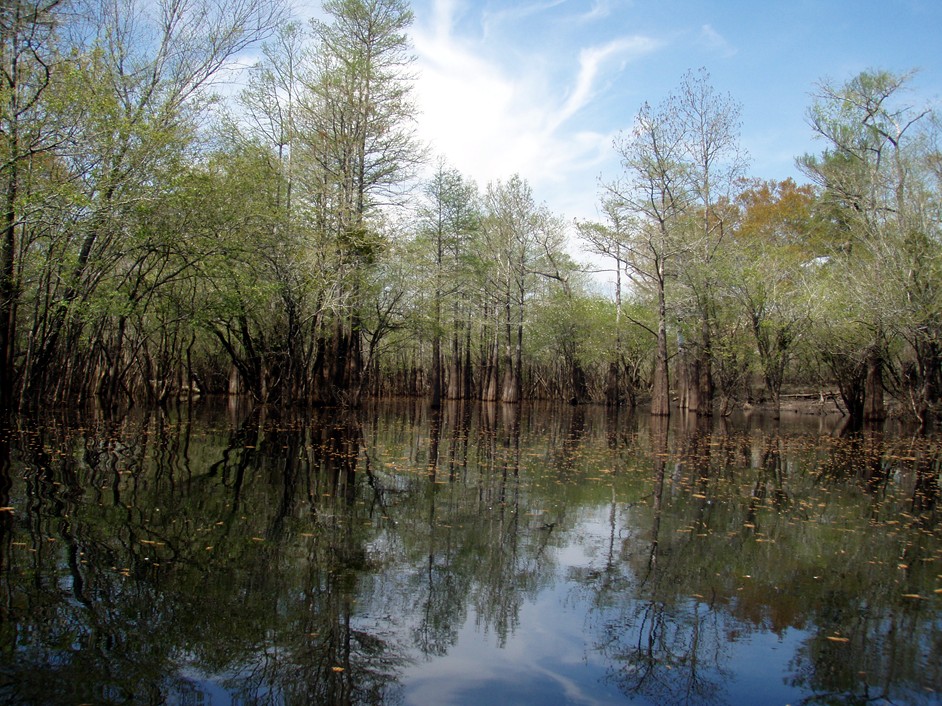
[725,179,818,415]
[800,69,941,423]
[0,0,71,408]
[303,0,422,405]
[602,70,745,417]
[672,68,747,416]
[416,160,479,407]
[15,0,286,406]
[529,211,588,402]
[224,22,325,403]
[479,175,543,403]
[604,96,692,416]
[578,198,634,406]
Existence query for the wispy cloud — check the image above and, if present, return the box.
[411,0,658,217]
[577,0,617,23]
[699,23,737,58]
[480,0,567,38]
[556,35,661,129]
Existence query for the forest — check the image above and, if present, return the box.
[2,0,941,426]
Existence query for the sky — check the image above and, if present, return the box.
[397,0,942,225]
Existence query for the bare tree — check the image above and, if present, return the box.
[605,98,692,416]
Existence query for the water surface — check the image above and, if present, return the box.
[0,402,939,704]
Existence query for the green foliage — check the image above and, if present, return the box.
[0,0,938,417]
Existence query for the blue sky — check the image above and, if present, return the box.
[404,0,942,222]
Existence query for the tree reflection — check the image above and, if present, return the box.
[0,403,938,704]
[0,408,407,704]
[578,410,941,705]
[587,414,728,705]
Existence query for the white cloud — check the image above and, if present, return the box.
[577,0,616,23]
[699,23,736,58]
[480,0,567,38]
[556,36,660,129]
[410,0,659,220]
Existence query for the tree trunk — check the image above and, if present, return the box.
[0,161,17,411]
[864,345,885,421]
[651,281,671,417]
[483,332,499,402]
[463,312,474,399]
[605,360,620,407]
[685,354,701,413]
[447,325,461,399]
[697,315,714,416]
[430,333,442,408]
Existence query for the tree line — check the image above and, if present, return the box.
[2,0,940,425]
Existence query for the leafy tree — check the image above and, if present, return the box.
[724,179,819,415]
[671,69,747,416]
[11,0,286,406]
[303,0,423,404]
[604,70,746,417]
[577,197,635,406]
[479,175,544,403]
[604,96,691,416]
[800,69,941,423]
[0,0,72,408]
[415,161,480,406]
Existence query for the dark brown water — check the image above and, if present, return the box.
[0,401,939,704]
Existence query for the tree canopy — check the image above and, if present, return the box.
[1,1,939,425]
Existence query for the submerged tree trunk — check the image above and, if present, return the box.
[430,333,442,408]
[684,354,701,413]
[698,315,714,416]
[446,317,462,399]
[864,345,885,421]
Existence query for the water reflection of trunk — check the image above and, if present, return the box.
[647,414,669,575]
[828,428,891,513]
[445,401,472,481]
[761,436,789,511]
[427,408,441,480]
[911,454,939,513]
[681,414,714,534]
[499,404,522,510]
[553,404,586,478]
[208,406,263,514]
[423,407,441,650]
[415,406,464,657]
[603,415,724,704]
[473,403,526,646]
[269,414,305,538]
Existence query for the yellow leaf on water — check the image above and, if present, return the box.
[826,636,850,643]
[901,594,923,599]
[332,666,345,673]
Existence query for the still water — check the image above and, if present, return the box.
[0,401,940,705]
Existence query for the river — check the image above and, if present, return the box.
[0,401,939,704]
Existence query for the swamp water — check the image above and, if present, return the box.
[0,401,939,705]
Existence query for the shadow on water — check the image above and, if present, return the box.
[0,401,938,704]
